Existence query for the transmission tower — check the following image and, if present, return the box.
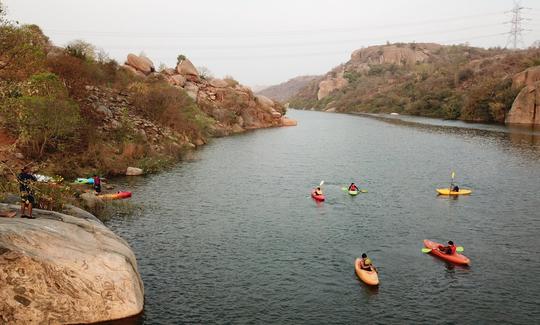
[505,0,530,49]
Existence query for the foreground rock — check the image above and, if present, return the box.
[0,203,144,324]
[506,81,540,125]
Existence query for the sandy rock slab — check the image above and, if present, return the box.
[0,203,144,324]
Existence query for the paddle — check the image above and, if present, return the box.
[422,246,464,253]
[341,187,368,193]
[450,171,455,192]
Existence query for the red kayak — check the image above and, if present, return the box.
[311,189,325,201]
[423,239,470,265]
[97,191,132,201]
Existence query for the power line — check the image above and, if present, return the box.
[42,11,506,39]
[505,0,531,49]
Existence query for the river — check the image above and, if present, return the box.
[106,110,540,324]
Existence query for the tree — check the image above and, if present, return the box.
[197,66,213,79]
[177,54,186,65]
[0,72,81,158]
[65,39,96,61]
[0,24,48,80]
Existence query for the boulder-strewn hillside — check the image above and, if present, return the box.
[0,22,296,179]
[257,75,320,102]
[287,42,540,125]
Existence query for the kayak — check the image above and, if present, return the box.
[311,190,325,201]
[354,258,379,286]
[348,190,359,196]
[97,191,132,201]
[75,177,94,185]
[436,188,472,195]
[423,240,470,265]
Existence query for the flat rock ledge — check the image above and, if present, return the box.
[0,203,144,324]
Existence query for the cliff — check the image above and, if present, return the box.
[285,43,540,124]
[0,203,144,323]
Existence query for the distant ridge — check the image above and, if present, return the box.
[257,75,320,102]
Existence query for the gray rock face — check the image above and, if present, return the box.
[0,203,144,324]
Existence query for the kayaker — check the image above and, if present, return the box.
[438,241,456,255]
[314,187,323,196]
[18,166,37,219]
[93,174,102,194]
[359,253,377,272]
[452,185,460,192]
[348,183,358,191]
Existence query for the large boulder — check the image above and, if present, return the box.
[125,54,155,75]
[170,74,186,87]
[255,95,275,110]
[506,82,540,125]
[122,64,146,78]
[126,167,143,176]
[176,59,199,77]
[512,66,540,89]
[0,203,144,324]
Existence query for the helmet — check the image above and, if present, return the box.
[364,258,372,265]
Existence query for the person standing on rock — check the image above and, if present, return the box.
[93,174,102,194]
[18,166,37,219]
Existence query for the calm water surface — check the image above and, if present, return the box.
[106,110,540,324]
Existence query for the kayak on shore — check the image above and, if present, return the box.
[354,258,379,286]
[436,188,472,195]
[423,239,470,265]
[97,191,132,201]
[75,177,94,185]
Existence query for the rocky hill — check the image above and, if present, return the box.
[0,23,297,182]
[257,75,320,102]
[286,43,540,125]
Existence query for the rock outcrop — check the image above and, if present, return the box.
[506,81,540,125]
[0,203,144,324]
[317,73,348,100]
[121,54,295,133]
[512,66,540,89]
[257,75,320,102]
[125,53,155,75]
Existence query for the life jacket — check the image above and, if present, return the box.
[448,245,456,254]
[350,184,357,190]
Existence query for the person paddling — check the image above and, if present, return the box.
[438,241,456,255]
[452,184,460,192]
[18,166,37,219]
[314,187,323,196]
[348,183,358,191]
[359,253,377,272]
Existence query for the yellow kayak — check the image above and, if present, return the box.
[436,188,472,195]
[354,258,379,286]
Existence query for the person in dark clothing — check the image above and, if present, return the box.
[93,174,101,194]
[452,185,460,192]
[438,241,457,255]
[18,166,37,219]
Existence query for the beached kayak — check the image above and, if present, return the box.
[75,178,94,185]
[423,240,470,265]
[436,188,472,195]
[97,191,132,201]
[311,190,325,201]
[354,258,379,286]
[348,190,359,196]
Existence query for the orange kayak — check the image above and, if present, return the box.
[97,191,132,201]
[423,240,470,265]
[354,258,379,286]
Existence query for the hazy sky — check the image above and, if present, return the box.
[4,0,540,86]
